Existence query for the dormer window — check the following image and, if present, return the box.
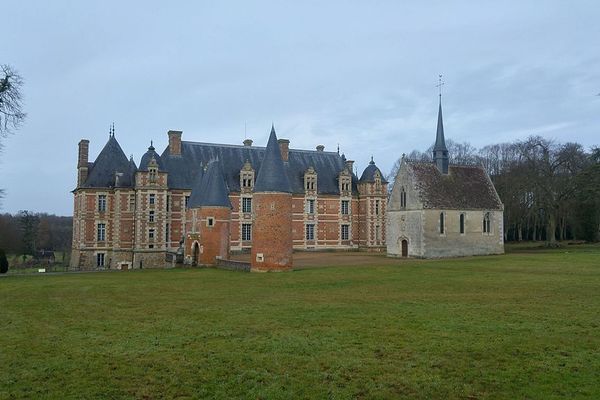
[149,167,157,183]
[242,174,253,188]
[148,156,159,183]
[240,161,254,191]
[339,170,351,194]
[304,167,317,193]
[374,171,382,191]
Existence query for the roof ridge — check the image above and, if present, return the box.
[180,140,341,155]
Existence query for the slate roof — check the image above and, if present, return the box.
[157,137,357,195]
[83,135,137,188]
[254,126,292,193]
[433,101,447,152]
[188,160,231,208]
[82,129,359,194]
[359,158,387,183]
[186,164,205,208]
[407,161,503,210]
[139,142,163,171]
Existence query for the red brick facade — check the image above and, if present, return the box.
[71,131,388,270]
[184,207,231,266]
[251,192,293,271]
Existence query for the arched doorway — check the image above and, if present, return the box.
[192,242,200,266]
[401,239,408,257]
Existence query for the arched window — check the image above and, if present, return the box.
[483,212,491,234]
[460,213,465,234]
[439,212,445,234]
[400,187,407,208]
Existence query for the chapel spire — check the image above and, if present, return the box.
[433,75,449,174]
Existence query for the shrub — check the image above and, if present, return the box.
[0,249,8,274]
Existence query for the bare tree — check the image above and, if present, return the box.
[0,64,26,208]
[0,64,26,140]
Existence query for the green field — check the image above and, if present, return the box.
[1,245,599,399]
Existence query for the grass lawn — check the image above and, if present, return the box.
[1,245,599,399]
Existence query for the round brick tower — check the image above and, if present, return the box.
[251,125,293,271]
[187,160,231,266]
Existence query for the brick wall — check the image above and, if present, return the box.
[251,192,293,271]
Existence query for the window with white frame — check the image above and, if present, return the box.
[97,223,106,241]
[306,199,315,214]
[166,195,170,212]
[165,223,170,242]
[242,223,252,241]
[242,197,252,213]
[375,199,380,215]
[149,228,155,240]
[305,224,315,240]
[129,194,135,211]
[98,195,107,212]
[341,224,349,240]
[149,194,156,205]
[96,253,105,267]
[341,200,350,215]
[184,195,190,208]
[149,210,155,222]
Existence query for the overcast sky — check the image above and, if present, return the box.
[1,1,599,215]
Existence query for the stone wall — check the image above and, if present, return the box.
[421,209,504,257]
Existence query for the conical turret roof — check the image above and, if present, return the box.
[254,125,292,193]
[188,160,231,208]
[83,135,132,188]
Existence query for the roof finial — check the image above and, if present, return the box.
[436,74,444,102]
[370,155,374,165]
[337,143,340,154]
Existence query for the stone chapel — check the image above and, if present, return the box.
[387,99,504,258]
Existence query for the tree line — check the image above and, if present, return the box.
[387,136,600,243]
[0,211,72,256]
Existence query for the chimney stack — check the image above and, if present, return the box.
[78,140,89,167]
[278,138,290,162]
[168,130,183,156]
[243,139,253,147]
[316,145,325,152]
[77,139,90,187]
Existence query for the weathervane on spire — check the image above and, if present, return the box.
[436,74,444,100]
